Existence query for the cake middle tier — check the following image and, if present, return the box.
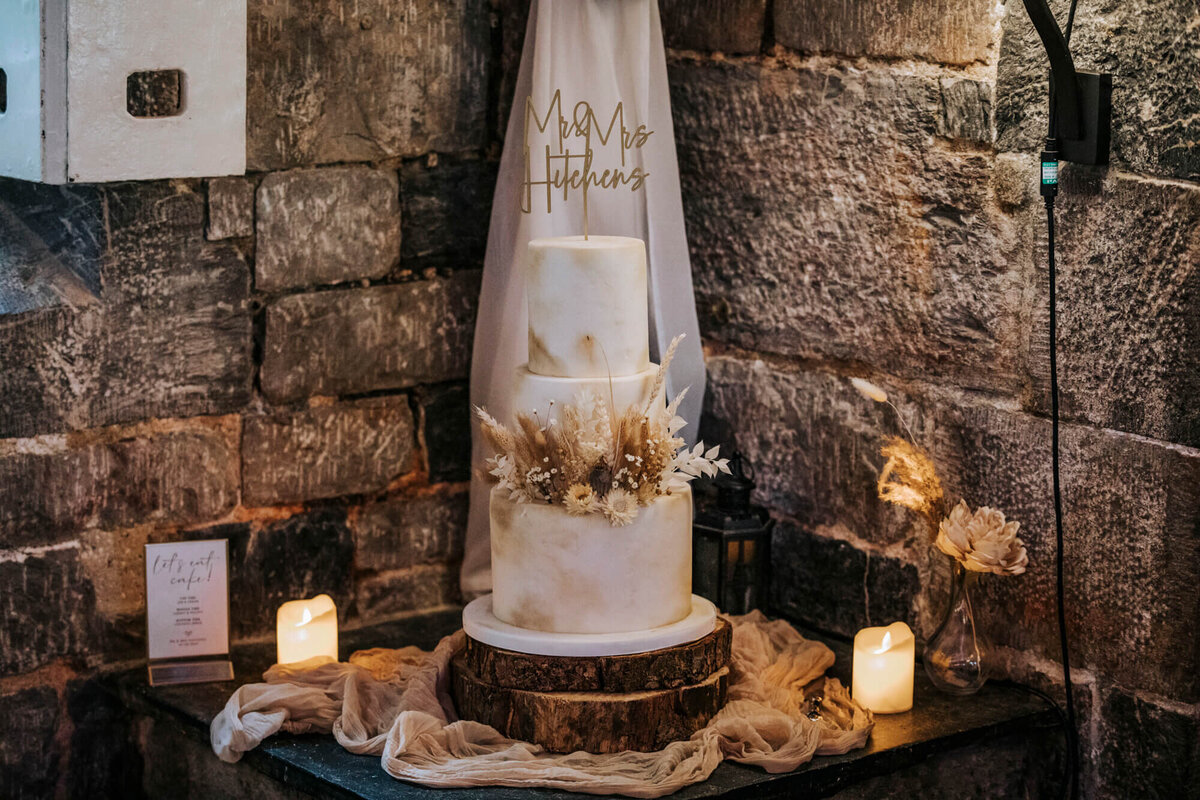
[511,364,657,423]
[527,235,650,379]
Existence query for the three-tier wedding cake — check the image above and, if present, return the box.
[463,235,724,657]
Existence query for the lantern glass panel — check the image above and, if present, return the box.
[720,531,770,615]
[692,529,721,602]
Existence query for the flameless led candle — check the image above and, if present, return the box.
[276,594,338,665]
[852,621,915,713]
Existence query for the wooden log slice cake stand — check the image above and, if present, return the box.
[452,617,732,753]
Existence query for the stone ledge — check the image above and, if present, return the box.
[101,608,1062,799]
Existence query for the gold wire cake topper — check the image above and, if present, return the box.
[520,90,654,238]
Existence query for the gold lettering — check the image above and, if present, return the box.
[521,91,656,232]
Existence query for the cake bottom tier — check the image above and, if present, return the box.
[490,485,694,635]
[451,650,729,753]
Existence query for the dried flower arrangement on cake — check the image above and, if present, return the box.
[476,335,730,526]
[851,378,1028,576]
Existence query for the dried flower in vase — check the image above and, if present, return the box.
[936,500,1029,576]
[849,376,1026,576]
[476,334,730,526]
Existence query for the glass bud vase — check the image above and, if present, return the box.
[924,563,990,695]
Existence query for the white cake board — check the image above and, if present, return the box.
[463,594,717,657]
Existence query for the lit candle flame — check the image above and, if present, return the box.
[297,606,313,627]
[874,630,893,655]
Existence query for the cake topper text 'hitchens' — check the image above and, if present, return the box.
[521,90,653,234]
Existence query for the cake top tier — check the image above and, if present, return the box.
[526,235,650,379]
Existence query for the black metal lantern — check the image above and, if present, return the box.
[692,452,774,615]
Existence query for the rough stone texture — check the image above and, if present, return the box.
[399,157,496,269]
[704,355,1200,701]
[76,527,160,626]
[0,188,99,315]
[256,167,401,291]
[0,182,253,439]
[828,730,1063,799]
[355,563,460,620]
[0,547,101,675]
[774,0,1002,65]
[206,177,256,240]
[996,0,1200,182]
[0,306,99,437]
[89,183,253,431]
[700,357,935,548]
[659,0,766,54]
[137,715,313,800]
[1095,687,1200,800]
[0,179,105,295]
[242,398,415,507]
[126,69,182,118]
[934,397,1200,701]
[0,687,62,800]
[494,0,531,143]
[246,0,490,170]
[1025,169,1200,448]
[66,679,143,799]
[415,382,472,482]
[261,271,480,402]
[937,78,993,145]
[0,419,240,547]
[190,510,356,641]
[771,522,922,637]
[353,491,468,573]
[670,60,1026,395]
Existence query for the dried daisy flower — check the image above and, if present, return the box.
[936,500,1028,576]
[877,436,946,530]
[563,483,597,515]
[599,488,639,527]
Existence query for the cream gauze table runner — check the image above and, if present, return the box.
[210,612,873,798]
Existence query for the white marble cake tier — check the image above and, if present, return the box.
[510,363,657,423]
[526,235,649,379]
[489,485,694,635]
[463,594,717,657]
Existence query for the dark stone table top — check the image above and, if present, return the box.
[104,608,1060,799]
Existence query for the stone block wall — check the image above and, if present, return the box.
[668,2,1200,799]
[2,1,1197,798]
[0,2,493,796]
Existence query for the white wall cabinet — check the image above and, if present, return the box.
[0,0,246,183]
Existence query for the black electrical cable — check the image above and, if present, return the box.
[1041,6,1082,798]
[1043,180,1079,800]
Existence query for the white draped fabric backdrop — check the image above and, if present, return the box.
[463,0,706,595]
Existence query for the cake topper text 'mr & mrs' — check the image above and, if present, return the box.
[521,90,654,235]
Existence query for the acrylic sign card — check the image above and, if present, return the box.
[144,539,234,686]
